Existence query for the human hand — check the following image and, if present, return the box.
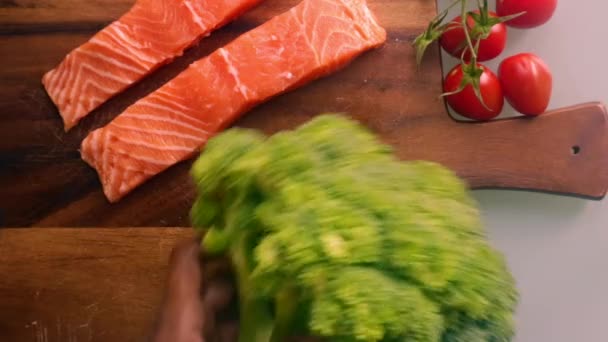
[152,239,236,342]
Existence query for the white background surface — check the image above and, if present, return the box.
[436,0,608,341]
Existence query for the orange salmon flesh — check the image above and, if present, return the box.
[81,0,386,202]
[43,0,263,131]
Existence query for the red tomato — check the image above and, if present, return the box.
[444,64,504,120]
[440,11,507,62]
[499,53,552,116]
[497,0,558,28]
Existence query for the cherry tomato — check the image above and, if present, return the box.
[440,11,507,62]
[499,53,552,116]
[497,0,558,28]
[444,64,504,120]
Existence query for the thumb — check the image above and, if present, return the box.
[153,239,205,342]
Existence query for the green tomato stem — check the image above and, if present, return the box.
[460,0,478,63]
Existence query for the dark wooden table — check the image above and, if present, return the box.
[1,0,608,340]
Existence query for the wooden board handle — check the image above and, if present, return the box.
[437,102,608,198]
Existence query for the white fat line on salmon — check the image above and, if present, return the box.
[342,0,382,41]
[71,104,87,124]
[114,148,173,166]
[108,153,121,198]
[86,95,106,113]
[86,130,102,158]
[44,71,66,105]
[155,87,188,102]
[117,165,156,175]
[118,170,135,195]
[61,67,126,121]
[75,78,120,108]
[77,49,146,74]
[360,2,382,37]
[113,21,176,51]
[119,172,141,194]
[184,0,207,30]
[324,40,361,67]
[151,93,199,113]
[60,61,129,107]
[120,21,177,47]
[87,130,104,164]
[290,7,322,67]
[112,22,152,49]
[217,48,254,100]
[121,113,210,135]
[44,59,68,94]
[136,99,211,126]
[115,135,195,153]
[67,94,105,126]
[316,16,364,62]
[91,35,154,68]
[57,66,114,119]
[119,181,130,194]
[280,72,294,79]
[335,0,357,19]
[127,11,163,26]
[48,54,75,105]
[101,25,160,64]
[111,123,206,142]
[99,131,113,186]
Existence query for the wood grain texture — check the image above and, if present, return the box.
[0,228,193,342]
[1,0,607,228]
[0,2,129,34]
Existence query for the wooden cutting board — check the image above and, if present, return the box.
[0,228,193,342]
[1,0,608,228]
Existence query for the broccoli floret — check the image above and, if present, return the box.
[190,114,518,341]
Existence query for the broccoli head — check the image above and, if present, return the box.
[190,114,518,342]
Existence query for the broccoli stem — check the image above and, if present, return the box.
[270,286,300,342]
[238,297,275,342]
[237,285,300,342]
[201,228,231,255]
[231,234,276,342]
[208,227,301,341]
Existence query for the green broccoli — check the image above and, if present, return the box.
[190,114,518,342]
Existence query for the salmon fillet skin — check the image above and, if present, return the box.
[42,0,263,131]
[81,0,387,202]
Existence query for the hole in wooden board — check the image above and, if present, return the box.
[571,146,581,155]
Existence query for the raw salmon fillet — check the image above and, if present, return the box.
[42,0,262,131]
[81,0,386,202]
